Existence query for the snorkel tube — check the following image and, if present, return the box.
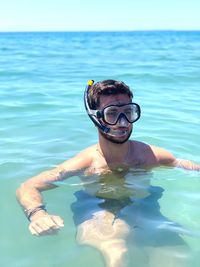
[84,80,110,133]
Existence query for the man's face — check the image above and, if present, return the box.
[98,94,133,144]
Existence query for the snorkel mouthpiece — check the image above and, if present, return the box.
[84,80,110,133]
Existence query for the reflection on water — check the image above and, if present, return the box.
[81,168,152,200]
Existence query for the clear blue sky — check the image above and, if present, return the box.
[0,0,199,32]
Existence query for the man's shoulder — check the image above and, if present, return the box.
[146,144,176,165]
[131,140,176,166]
[131,140,151,151]
[132,140,172,154]
[73,144,98,162]
[59,144,98,172]
[77,144,98,155]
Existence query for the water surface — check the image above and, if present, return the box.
[0,31,200,267]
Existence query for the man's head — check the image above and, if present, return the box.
[85,80,140,144]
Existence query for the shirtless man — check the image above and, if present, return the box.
[16,80,200,267]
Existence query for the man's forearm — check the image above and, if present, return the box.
[174,158,200,171]
[16,182,64,235]
[16,184,47,220]
[16,184,43,208]
[16,160,85,235]
[16,169,59,220]
[16,166,65,211]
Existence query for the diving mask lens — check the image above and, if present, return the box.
[102,103,140,125]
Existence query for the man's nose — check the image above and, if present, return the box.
[116,114,129,126]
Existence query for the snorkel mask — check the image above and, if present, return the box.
[84,80,141,136]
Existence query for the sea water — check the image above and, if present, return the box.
[0,31,200,267]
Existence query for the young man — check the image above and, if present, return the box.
[16,80,199,267]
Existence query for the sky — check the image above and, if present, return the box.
[0,0,199,32]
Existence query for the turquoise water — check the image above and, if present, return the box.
[0,31,200,267]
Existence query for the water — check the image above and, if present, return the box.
[0,31,200,267]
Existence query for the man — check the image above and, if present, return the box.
[16,80,199,267]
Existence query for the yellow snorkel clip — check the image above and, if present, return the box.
[87,80,94,86]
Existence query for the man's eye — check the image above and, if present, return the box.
[107,112,117,117]
[124,109,132,114]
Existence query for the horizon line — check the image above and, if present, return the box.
[0,29,200,33]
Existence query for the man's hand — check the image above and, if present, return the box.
[29,211,64,236]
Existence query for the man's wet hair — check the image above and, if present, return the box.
[88,80,133,109]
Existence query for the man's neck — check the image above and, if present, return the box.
[98,135,131,164]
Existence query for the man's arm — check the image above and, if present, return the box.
[16,150,92,236]
[149,145,200,171]
[172,158,200,171]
